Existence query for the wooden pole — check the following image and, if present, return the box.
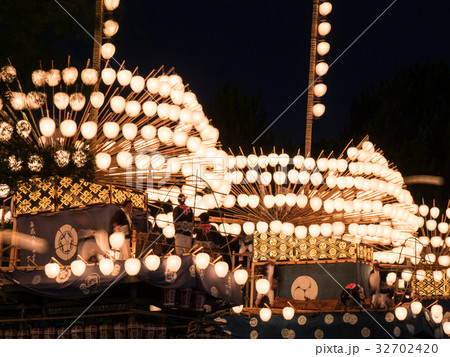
[304,0,320,157]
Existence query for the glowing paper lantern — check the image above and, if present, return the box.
[81,68,98,85]
[316,62,329,76]
[130,76,145,92]
[318,22,331,36]
[104,0,120,11]
[259,308,272,322]
[110,96,126,113]
[117,70,132,86]
[232,305,243,314]
[234,269,248,285]
[255,279,270,294]
[60,119,77,137]
[295,226,307,239]
[103,122,120,139]
[269,220,282,234]
[433,271,443,282]
[314,83,327,97]
[411,301,422,315]
[101,43,116,59]
[39,117,56,137]
[310,197,322,211]
[99,259,114,275]
[214,261,229,278]
[256,221,268,234]
[167,255,182,273]
[109,232,125,249]
[44,262,60,279]
[431,304,443,318]
[125,258,141,276]
[309,224,320,237]
[70,260,86,276]
[386,272,397,285]
[90,92,105,108]
[81,121,97,140]
[196,253,210,270]
[317,41,330,56]
[401,270,413,282]
[416,270,426,281]
[319,2,332,16]
[282,306,295,320]
[95,153,111,170]
[103,19,119,37]
[61,67,77,85]
[101,68,116,85]
[394,306,407,321]
[145,255,161,271]
[125,101,141,117]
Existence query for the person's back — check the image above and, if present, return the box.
[173,194,193,254]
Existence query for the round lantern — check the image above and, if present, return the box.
[433,271,443,282]
[410,301,422,315]
[130,76,145,92]
[195,253,210,270]
[125,258,141,276]
[310,197,322,211]
[116,151,133,169]
[234,269,248,285]
[146,78,160,94]
[158,126,172,143]
[90,92,105,108]
[317,41,330,56]
[318,22,331,36]
[59,67,77,85]
[386,272,397,285]
[104,0,120,11]
[32,69,47,86]
[60,119,77,137]
[295,226,307,239]
[122,123,138,140]
[81,68,98,85]
[438,255,450,267]
[101,43,116,59]
[166,255,182,273]
[39,117,56,137]
[314,83,327,97]
[282,306,295,320]
[401,270,413,282]
[259,308,272,322]
[99,259,114,275]
[54,92,69,110]
[416,270,426,281]
[71,260,86,276]
[46,69,61,86]
[163,225,175,238]
[215,261,229,278]
[256,279,270,294]
[44,262,60,279]
[145,255,161,271]
[431,304,443,318]
[316,62,329,76]
[319,2,332,16]
[103,19,119,37]
[394,306,407,321]
[282,222,295,236]
[141,125,156,140]
[444,322,450,336]
[101,68,116,85]
[256,221,268,234]
[95,153,111,170]
[232,305,243,314]
[309,224,321,237]
[109,232,125,249]
[81,121,97,140]
[269,220,282,234]
[103,122,120,139]
[110,96,126,113]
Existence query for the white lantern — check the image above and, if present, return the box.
[101,68,116,85]
[260,172,272,186]
[99,259,114,275]
[309,224,320,237]
[319,2,332,16]
[101,43,116,59]
[431,304,443,318]
[163,225,175,238]
[125,101,141,117]
[419,205,429,217]
[259,308,272,322]
[310,197,322,211]
[60,119,77,137]
[54,92,69,110]
[44,262,60,279]
[438,222,449,234]
[103,19,119,37]
[234,269,248,285]
[332,222,345,236]
[425,253,436,264]
[410,301,422,315]
[256,221,268,234]
[297,195,308,208]
[317,41,330,56]
[316,62,329,76]
[430,207,440,219]
[426,220,437,231]
[116,70,132,86]
[110,96,126,113]
[401,270,413,282]
[318,22,331,36]
[232,305,243,314]
[70,260,86,276]
[430,236,442,248]
[438,255,450,267]
[95,153,111,170]
[130,76,145,92]
[282,222,295,236]
[237,194,249,207]
[416,270,426,281]
[46,69,61,86]
[243,222,255,235]
[443,322,450,336]
[125,258,141,276]
[433,271,443,282]
[122,123,138,141]
[146,78,160,94]
[90,92,105,108]
[314,83,327,97]
[158,126,172,143]
[282,306,295,320]
[39,117,56,137]
[109,232,125,249]
[295,226,308,239]
[141,125,156,140]
[275,194,286,207]
[61,67,77,85]
[173,131,188,147]
[215,261,229,278]
[310,172,323,186]
[167,255,182,273]
[104,0,120,11]
[145,255,161,271]
[196,253,210,270]
[320,223,332,237]
[256,278,270,294]
[394,306,408,321]
[103,122,120,139]
[269,220,282,234]
[81,68,98,85]
[81,121,97,140]
[386,272,397,285]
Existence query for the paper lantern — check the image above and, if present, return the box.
[282,306,295,320]
[110,96,126,113]
[270,220,282,234]
[443,322,450,336]
[159,82,171,97]
[410,301,422,315]
[140,125,156,141]
[259,308,272,322]
[103,122,120,138]
[430,236,442,248]
[297,195,308,208]
[90,92,105,108]
[130,76,145,93]
[237,194,249,208]
[295,226,307,239]
[196,253,210,270]
[242,222,255,236]
[401,270,413,282]
[172,131,188,147]
[125,258,141,276]
[256,221,268,234]
[60,119,77,137]
[319,2,332,16]
[109,232,125,249]
[125,101,141,117]
[121,123,137,141]
[158,126,172,143]
[81,68,98,85]
[234,269,248,285]
[386,272,397,285]
[394,306,407,321]
[81,121,97,140]
[320,223,332,237]
[438,222,449,234]
[145,255,161,271]
[430,207,440,219]
[73,150,87,168]
[282,222,295,236]
[95,153,111,170]
[415,270,426,281]
[70,260,86,276]
[232,305,243,314]
[146,78,160,94]
[433,271,443,282]
[275,194,285,207]
[317,41,330,56]
[223,195,236,208]
[438,255,450,267]
[101,68,116,85]
[311,172,323,186]
[163,225,175,238]
[314,83,327,97]
[103,19,119,37]
[32,69,47,86]
[426,220,437,231]
[101,43,116,59]
[215,261,229,278]
[44,262,60,279]
[418,205,429,217]
[46,69,61,86]
[309,224,320,237]
[167,255,182,273]
[99,259,114,275]
[38,117,56,137]
[318,22,331,36]
[316,62,329,76]
[256,279,270,294]
[425,253,436,264]
[310,197,322,211]
[332,222,345,236]
[431,304,443,318]
[104,0,120,10]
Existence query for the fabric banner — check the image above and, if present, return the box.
[1,256,243,304]
[213,309,443,339]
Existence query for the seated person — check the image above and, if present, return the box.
[192,212,220,253]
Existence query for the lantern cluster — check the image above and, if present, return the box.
[102,0,121,60]
[313,1,332,119]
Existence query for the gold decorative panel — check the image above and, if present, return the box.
[253,233,373,262]
[111,187,145,209]
[56,177,110,209]
[14,178,56,215]
[412,270,449,297]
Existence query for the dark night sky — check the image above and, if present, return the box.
[4,0,450,149]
